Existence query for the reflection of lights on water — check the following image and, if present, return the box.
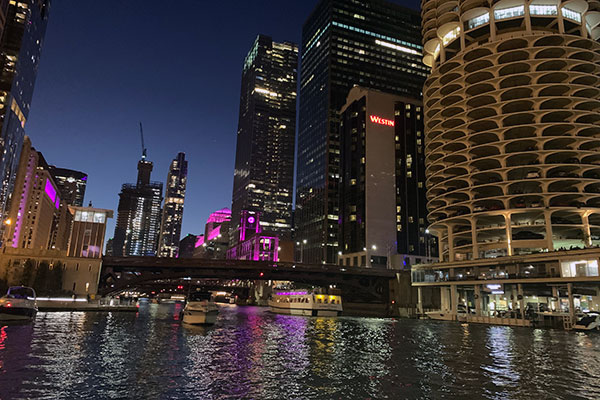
[0,326,7,351]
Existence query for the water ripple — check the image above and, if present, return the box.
[0,305,599,399]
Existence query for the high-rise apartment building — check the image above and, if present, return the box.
[112,156,163,257]
[158,152,187,257]
[0,0,50,226]
[412,0,600,322]
[48,166,87,207]
[338,87,436,268]
[230,34,298,246]
[296,0,428,263]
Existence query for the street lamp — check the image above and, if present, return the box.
[297,239,307,263]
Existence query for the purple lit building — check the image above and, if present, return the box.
[2,136,69,251]
[193,208,231,259]
[227,211,279,261]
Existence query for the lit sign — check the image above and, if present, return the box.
[369,115,394,127]
[248,216,255,224]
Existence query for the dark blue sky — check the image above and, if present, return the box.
[26,0,419,240]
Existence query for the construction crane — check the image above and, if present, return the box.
[139,122,147,160]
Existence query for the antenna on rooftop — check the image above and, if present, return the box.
[139,122,147,160]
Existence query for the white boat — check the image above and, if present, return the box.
[425,311,455,321]
[574,313,600,331]
[268,290,342,317]
[0,286,38,321]
[181,291,218,325]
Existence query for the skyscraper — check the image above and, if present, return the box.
[296,0,428,263]
[0,0,50,226]
[47,166,87,206]
[158,152,187,257]
[412,0,600,321]
[112,155,163,257]
[338,87,436,268]
[230,34,298,246]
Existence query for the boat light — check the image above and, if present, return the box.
[5,303,11,307]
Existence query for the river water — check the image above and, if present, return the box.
[1,303,599,399]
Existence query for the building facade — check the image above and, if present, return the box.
[2,136,69,251]
[67,206,112,259]
[230,35,298,246]
[158,152,187,257]
[413,0,600,325]
[194,208,231,259]
[112,157,163,257]
[296,0,428,263]
[227,211,279,261]
[338,87,436,268]
[0,0,50,226]
[48,166,87,207]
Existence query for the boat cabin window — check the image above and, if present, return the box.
[7,287,35,299]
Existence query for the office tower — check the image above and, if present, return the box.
[0,0,50,225]
[48,166,87,206]
[112,156,163,257]
[67,206,113,258]
[3,136,69,251]
[338,87,436,268]
[158,152,187,257]
[412,0,600,320]
[296,0,428,263]
[230,34,297,247]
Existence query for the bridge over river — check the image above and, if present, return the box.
[99,257,405,305]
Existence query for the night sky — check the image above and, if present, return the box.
[26,0,420,241]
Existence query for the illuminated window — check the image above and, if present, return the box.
[467,13,489,30]
[442,27,460,45]
[494,5,524,20]
[562,7,581,23]
[529,5,557,16]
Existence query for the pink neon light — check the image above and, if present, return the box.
[248,216,255,224]
[369,115,394,127]
[206,225,221,241]
[207,208,231,224]
[276,291,307,296]
[44,179,56,202]
[194,235,205,248]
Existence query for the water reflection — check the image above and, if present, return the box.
[1,306,599,399]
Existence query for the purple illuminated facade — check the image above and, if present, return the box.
[191,207,231,259]
[3,137,69,251]
[227,211,279,261]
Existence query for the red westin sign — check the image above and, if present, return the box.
[369,115,394,127]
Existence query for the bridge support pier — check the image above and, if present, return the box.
[252,280,272,306]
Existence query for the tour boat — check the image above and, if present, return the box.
[268,290,343,317]
[181,291,218,325]
[0,286,38,322]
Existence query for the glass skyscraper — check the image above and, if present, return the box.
[230,34,298,245]
[296,0,428,263]
[0,0,50,227]
[158,152,187,257]
[112,156,163,257]
[47,166,87,207]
